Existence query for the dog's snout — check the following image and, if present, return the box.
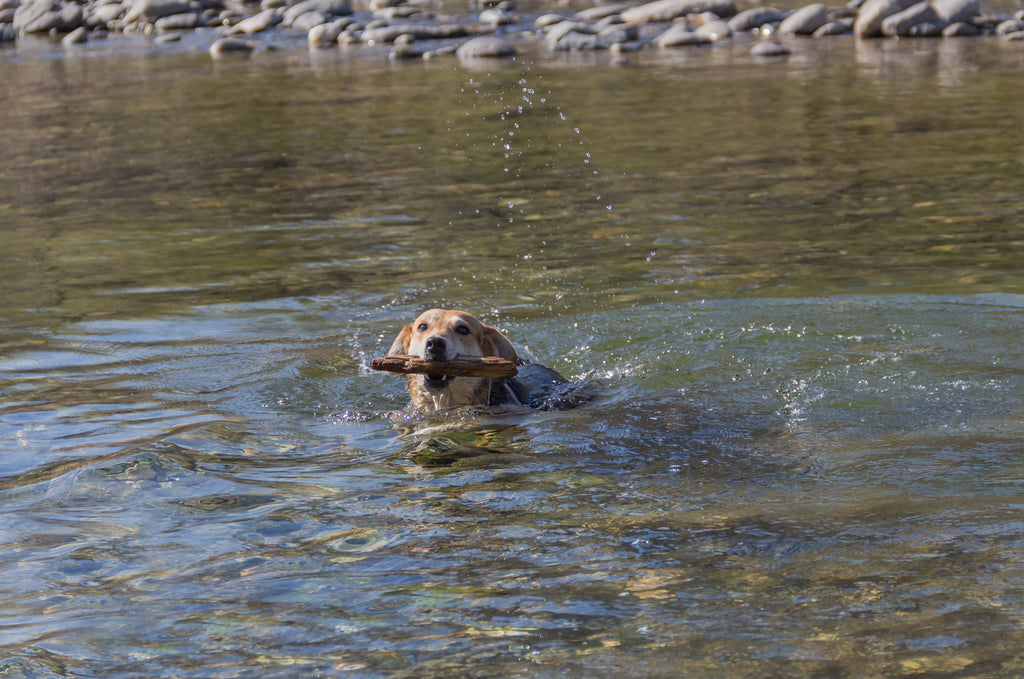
[425,336,447,359]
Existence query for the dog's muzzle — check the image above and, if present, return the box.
[423,337,452,391]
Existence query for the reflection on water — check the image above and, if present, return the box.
[2,34,1024,677]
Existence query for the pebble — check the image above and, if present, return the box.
[778,3,829,34]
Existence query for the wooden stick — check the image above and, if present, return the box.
[369,355,518,379]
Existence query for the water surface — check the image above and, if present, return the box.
[2,31,1024,677]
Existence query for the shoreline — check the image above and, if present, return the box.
[3,0,1024,65]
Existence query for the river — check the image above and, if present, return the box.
[2,27,1024,677]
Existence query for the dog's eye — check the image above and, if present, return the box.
[417,323,429,332]
[455,325,471,335]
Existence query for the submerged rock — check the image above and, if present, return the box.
[750,39,790,55]
[455,34,515,58]
[209,36,253,56]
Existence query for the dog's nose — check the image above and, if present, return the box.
[425,337,447,359]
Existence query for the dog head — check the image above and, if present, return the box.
[388,309,518,412]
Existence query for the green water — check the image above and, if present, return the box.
[2,31,1024,677]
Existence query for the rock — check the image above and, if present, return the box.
[362,23,468,43]
[694,18,730,39]
[619,0,737,24]
[941,20,980,34]
[908,20,943,34]
[455,34,515,57]
[281,0,349,25]
[813,19,851,35]
[535,13,565,27]
[996,18,1024,34]
[0,22,14,40]
[932,0,978,22]
[372,6,420,20]
[881,1,945,36]
[778,3,828,34]
[123,0,196,23]
[290,9,325,31]
[154,11,198,30]
[88,3,125,27]
[1004,29,1024,39]
[750,40,790,55]
[545,20,594,46]
[599,22,638,43]
[0,7,15,23]
[479,7,514,25]
[853,0,918,36]
[656,22,712,45]
[388,42,426,59]
[62,25,88,44]
[209,36,252,56]
[227,7,281,33]
[575,2,632,21]
[15,0,83,32]
[728,7,787,32]
[552,30,606,49]
[307,16,348,44]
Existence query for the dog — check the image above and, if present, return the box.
[387,309,568,413]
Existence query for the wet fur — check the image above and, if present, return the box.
[388,309,567,413]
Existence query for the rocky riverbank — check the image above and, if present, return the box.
[3,0,1024,59]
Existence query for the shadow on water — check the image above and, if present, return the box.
[3,32,1024,678]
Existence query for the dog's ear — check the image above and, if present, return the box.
[387,325,413,356]
[481,325,518,363]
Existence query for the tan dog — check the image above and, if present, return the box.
[388,309,566,413]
